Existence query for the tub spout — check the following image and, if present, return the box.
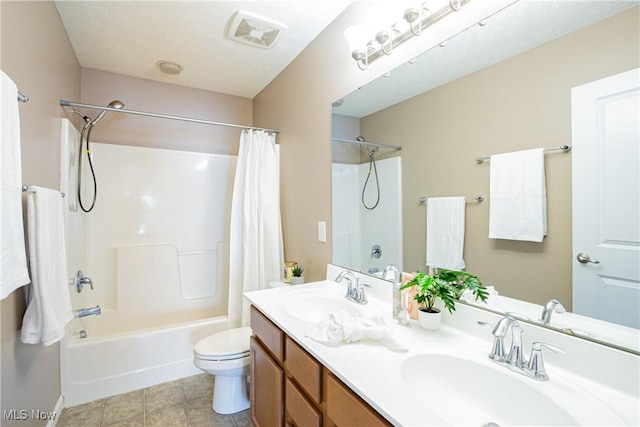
[73,305,101,318]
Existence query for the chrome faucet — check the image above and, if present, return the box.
[485,315,564,381]
[334,270,369,305]
[539,299,565,325]
[73,305,101,318]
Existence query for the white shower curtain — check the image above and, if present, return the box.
[228,129,284,328]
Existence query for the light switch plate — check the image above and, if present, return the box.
[318,221,327,242]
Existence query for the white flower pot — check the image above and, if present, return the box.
[290,276,305,285]
[418,308,441,331]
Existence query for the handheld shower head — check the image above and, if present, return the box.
[91,100,125,126]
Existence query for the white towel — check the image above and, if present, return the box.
[426,197,466,270]
[489,148,547,242]
[21,187,73,346]
[306,310,407,352]
[0,70,30,299]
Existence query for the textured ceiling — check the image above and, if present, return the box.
[333,0,639,118]
[54,0,351,99]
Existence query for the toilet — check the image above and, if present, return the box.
[193,326,252,414]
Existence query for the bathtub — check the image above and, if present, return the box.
[61,313,228,406]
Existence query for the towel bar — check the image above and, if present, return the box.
[475,145,571,164]
[22,185,65,198]
[418,195,484,205]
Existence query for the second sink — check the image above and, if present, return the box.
[401,353,578,426]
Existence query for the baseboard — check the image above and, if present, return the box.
[48,395,65,427]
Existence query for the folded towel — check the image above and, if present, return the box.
[0,70,30,299]
[426,197,466,270]
[21,187,73,346]
[306,310,407,352]
[489,148,547,242]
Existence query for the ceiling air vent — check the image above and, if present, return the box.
[226,11,287,49]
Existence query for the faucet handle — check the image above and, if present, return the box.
[526,342,564,381]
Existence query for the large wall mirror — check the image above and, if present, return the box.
[331,1,639,353]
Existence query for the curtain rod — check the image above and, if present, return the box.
[59,100,279,134]
[332,137,402,151]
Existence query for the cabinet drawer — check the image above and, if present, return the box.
[285,336,322,404]
[325,373,390,427]
[251,305,284,362]
[285,378,321,427]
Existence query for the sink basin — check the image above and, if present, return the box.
[281,289,365,324]
[401,354,578,426]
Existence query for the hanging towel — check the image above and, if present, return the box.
[21,187,73,346]
[0,70,30,299]
[426,197,466,270]
[489,148,547,242]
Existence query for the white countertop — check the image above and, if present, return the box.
[244,269,639,426]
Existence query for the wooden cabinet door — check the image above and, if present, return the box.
[251,336,284,427]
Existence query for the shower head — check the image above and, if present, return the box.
[356,136,365,142]
[91,100,125,126]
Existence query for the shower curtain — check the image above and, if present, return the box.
[228,129,284,328]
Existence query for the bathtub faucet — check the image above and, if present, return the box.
[73,305,101,318]
[72,270,94,293]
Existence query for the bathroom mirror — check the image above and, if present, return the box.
[331,1,639,353]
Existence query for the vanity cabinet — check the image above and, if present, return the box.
[250,305,390,427]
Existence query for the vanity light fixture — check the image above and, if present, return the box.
[344,0,471,70]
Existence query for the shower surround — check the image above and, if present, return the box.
[332,157,403,273]
[60,119,235,404]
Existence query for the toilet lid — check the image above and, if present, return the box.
[195,326,252,360]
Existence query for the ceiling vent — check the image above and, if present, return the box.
[226,11,287,49]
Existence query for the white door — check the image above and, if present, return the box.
[572,68,640,329]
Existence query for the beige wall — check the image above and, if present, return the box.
[360,8,639,308]
[80,68,252,155]
[1,1,80,424]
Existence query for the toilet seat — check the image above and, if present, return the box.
[194,326,252,361]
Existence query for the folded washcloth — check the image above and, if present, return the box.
[426,197,466,270]
[489,148,547,242]
[0,70,30,299]
[306,310,407,352]
[21,187,73,346]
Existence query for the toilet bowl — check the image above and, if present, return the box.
[193,326,252,414]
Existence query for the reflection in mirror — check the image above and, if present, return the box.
[331,1,639,353]
[331,116,403,275]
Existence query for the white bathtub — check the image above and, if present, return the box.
[61,313,228,406]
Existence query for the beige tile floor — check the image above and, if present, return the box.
[56,374,252,427]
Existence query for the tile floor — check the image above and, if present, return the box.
[56,374,252,427]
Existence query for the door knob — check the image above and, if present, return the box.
[577,252,600,264]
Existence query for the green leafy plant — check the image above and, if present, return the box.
[291,265,304,277]
[400,269,487,314]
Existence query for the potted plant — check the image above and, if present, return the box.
[400,269,487,330]
[290,265,304,285]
